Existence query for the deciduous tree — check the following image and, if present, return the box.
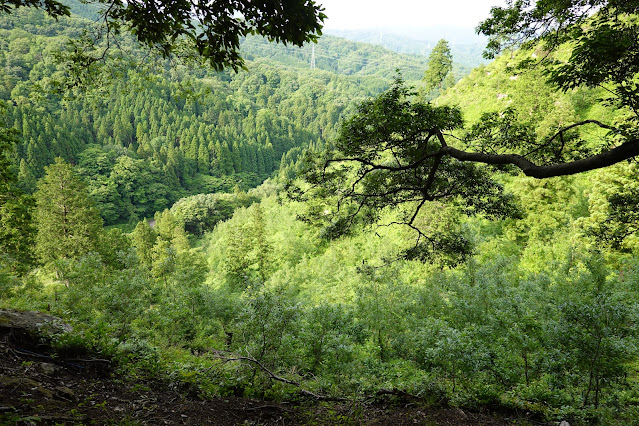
[293,2,639,256]
[0,0,326,71]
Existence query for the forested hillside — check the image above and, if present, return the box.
[3,1,639,425]
[240,34,429,82]
[0,7,433,226]
[326,29,486,79]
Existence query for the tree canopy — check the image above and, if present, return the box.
[5,3,639,421]
[293,1,639,259]
[0,0,326,71]
[478,1,639,123]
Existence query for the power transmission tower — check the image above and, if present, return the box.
[310,44,316,69]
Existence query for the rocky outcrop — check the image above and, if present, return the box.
[0,309,72,346]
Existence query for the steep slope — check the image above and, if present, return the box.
[326,28,486,78]
[435,48,613,136]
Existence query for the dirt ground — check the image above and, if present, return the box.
[0,311,544,425]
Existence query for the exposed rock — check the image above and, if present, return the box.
[38,362,59,375]
[0,309,72,343]
[55,386,76,402]
[0,376,54,398]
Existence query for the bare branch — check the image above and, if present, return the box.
[408,197,429,226]
[325,150,440,173]
[213,354,345,401]
[525,120,622,157]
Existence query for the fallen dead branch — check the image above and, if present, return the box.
[372,388,424,402]
[213,353,346,401]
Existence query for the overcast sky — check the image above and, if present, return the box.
[317,0,507,33]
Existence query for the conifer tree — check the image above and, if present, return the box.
[423,39,453,92]
[0,194,35,273]
[197,143,210,174]
[224,204,272,287]
[1,112,35,273]
[251,204,272,282]
[151,237,176,283]
[34,158,103,264]
[132,219,158,269]
[224,223,252,287]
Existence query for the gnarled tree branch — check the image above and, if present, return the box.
[442,139,639,179]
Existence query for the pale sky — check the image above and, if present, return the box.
[317,0,506,32]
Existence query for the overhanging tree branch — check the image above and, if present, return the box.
[442,139,639,179]
[322,126,639,180]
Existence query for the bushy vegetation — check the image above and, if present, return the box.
[3,2,639,425]
[5,177,639,423]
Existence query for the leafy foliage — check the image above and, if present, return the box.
[292,78,519,264]
[291,3,639,260]
[4,2,639,424]
[1,0,326,72]
[584,163,639,249]
[0,104,34,273]
[478,1,639,163]
[171,192,258,236]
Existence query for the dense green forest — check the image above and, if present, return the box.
[3,1,639,425]
[0,7,451,226]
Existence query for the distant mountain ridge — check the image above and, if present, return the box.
[325,28,487,69]
[59,0,481,84]
[239,34,430,83]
